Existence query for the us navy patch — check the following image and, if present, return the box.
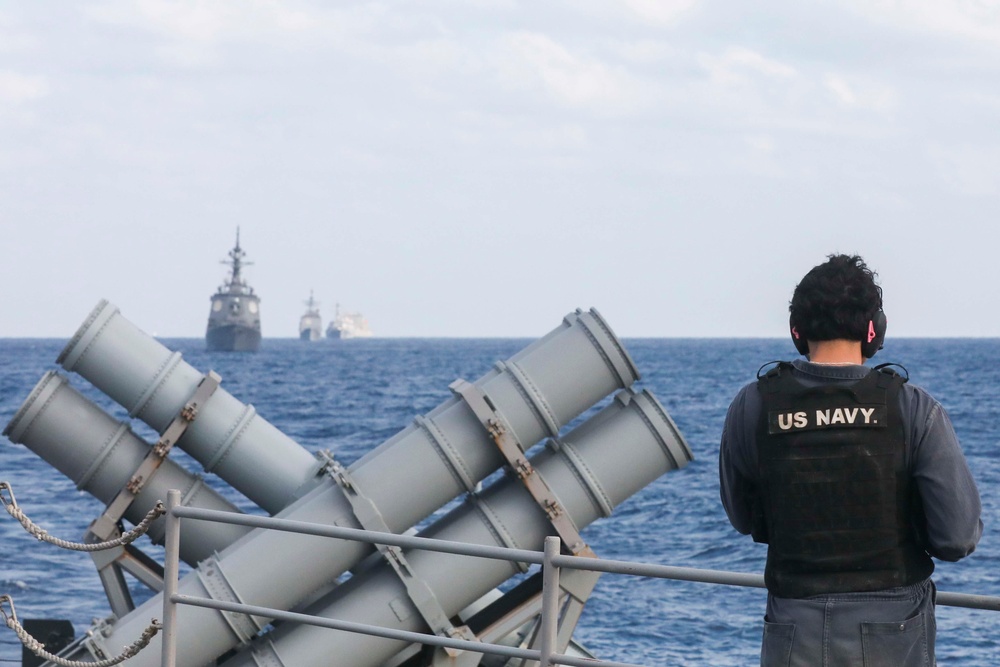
[768,405,887,434]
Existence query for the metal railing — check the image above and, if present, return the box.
[160,489,1000,667]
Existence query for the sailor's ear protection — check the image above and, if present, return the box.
[789,310,887,359]
[862,310,887,359]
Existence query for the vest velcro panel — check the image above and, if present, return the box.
[755,364,933,598]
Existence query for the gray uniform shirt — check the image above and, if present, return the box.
[719,359,983,666]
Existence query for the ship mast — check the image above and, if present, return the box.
[304,289,319,313]
[222,227,253,292]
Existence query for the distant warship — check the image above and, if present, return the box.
[298,291,322,341]
[206,229,261,352]
[326,303,373,339]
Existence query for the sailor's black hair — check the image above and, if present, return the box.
[789,254,882,342]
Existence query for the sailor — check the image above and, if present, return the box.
[719,254,982,666]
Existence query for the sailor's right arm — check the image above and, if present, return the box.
[908,391,983,561]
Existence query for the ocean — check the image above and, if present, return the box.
[1,335,997,665]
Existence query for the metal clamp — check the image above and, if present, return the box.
[319,452,478,653]
[197,556,265,644]
[87,371,221,617]
[91,371,221,540]
[449,379,596,558]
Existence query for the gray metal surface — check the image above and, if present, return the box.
[57,300,316,513]
[46,305,642,666]
[2,371,249,562]
[218,387,692,667]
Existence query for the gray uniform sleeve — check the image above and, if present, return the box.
[720,385,756,535]
[907,388,983,561]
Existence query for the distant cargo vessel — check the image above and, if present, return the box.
[299,291,322,341]
[206,230,261,352]
[326,303,373,339]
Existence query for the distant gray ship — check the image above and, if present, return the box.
[299,290,322,341]
[206,229,261,352]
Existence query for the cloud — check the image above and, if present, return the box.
[612,39,679,65]
[618,0,698,25]
[0,71,48,103]
[495,31,647,114]
[824,73,896,113]
[0,11,38,54]
[845,0,1000,48]
[698,46,797,86]
[690,46,804,124]
[926,142,1000,195]
[84,0,322,66]
[88,0,317,42]
[744,134,776,154]
[692,46,900,134]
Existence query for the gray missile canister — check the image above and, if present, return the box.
[55,301,639,516]
[2,372,249,563]
[233,388,693,667]
[45,304,646,666]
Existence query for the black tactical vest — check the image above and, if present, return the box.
[754,363,933,598]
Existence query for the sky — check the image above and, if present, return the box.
[1,1,998,339]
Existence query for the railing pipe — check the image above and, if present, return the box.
[540,536,561,667]
[169,505,1000,613]
[161,489,181,667]
[159,496,1000,667]
[171,505,545,565]
[936,591,1000,612]
[551,553,765,588]
[547,554,1000,611]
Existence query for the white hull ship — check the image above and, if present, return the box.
[326,303,372,339]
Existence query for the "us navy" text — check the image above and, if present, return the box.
[768,405,886,433]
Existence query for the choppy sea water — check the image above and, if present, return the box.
[1,334,997,666]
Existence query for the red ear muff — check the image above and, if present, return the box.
[862,310,887,359]
[789,315,810,356]
[790,311,886,358]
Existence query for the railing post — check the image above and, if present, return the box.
[162,489,181,667]
[539,536,561,667]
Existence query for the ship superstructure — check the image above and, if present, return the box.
[326,303,373,340]
[299,291,322,341]
[206,229,261,352]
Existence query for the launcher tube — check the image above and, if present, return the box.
[226,388,693,667]
[2,372,248,563]
[56,300,317,512]
[47,307,641,665]
[55,302,638,516]
[76,389,690,667]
